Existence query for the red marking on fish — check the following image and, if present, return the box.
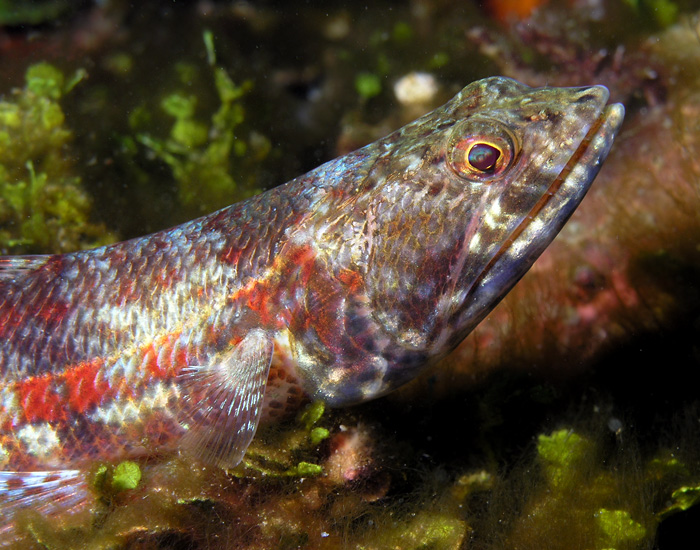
[63,359,109,414]
[16,376,65,424]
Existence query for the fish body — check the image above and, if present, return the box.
[0,77,624,535]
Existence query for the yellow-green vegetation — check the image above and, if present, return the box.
[236,401,330,478]
[360,470,493,550]
[505,428,652,549]
[355,72,383,100]
[622,0,679,27]
[485,427,700,550]
[111,460,142,492]
[0,0,76,26]
[132,31,271,217]
[0,62,115,254]
[10,458,213,550]
[652,453,700,517]
[9,418,700,550]
[663,484,700,514]
[93,461,143,497]
[361,512,467,550]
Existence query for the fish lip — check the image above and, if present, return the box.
[496,100,626,256]
[455,96,625,334]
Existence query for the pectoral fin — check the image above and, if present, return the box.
[178,329,274,469]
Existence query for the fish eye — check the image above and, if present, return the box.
[447,117,519,182]
[468,142,501,172]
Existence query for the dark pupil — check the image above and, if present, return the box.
[468,143,500,172]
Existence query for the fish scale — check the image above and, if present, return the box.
[0,77,624,542]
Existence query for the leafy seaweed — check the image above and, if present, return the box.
[0,63,114,254]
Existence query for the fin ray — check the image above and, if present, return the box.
[0,255,51,281]
[178,329,274,469]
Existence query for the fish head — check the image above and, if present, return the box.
[358,77,624,390]
[294,77,624,406]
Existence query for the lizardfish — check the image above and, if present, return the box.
[0,77,624,537]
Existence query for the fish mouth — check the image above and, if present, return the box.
[485,101,625,273]
[455,97,625,335]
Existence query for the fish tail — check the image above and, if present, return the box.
[0,469,91,545]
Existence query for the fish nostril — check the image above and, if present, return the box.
[575,92,599,104]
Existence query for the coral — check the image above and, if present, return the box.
[0,63,114,254]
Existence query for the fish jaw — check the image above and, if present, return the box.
[449,100,626,348]
[364,78,627,355]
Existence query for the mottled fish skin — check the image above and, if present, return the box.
[0,77,624,536]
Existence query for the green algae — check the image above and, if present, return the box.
[310,427,331,446]
[428,52,450,69]
[0,63,114,254]
[522,428,653,550]
[355,72,383,100]
[537,428,593,487]
[0,0,78,26]
[482,425,700,550]
[299,400,326,430]
[202,29,217,67]
[92,461,143,502]
[25,63,66,100]
[111,461,142,493]
[11,459,212,550]
[622,0,679,27]
[102,52,134,77]
[361,511,467,550]
[234,401,330,478]
[132,31,270,217]
[8,416,700,550]
[290,461,324,477]
[391,21,414,44]
[597,508,647,547]
[661,484,700,516]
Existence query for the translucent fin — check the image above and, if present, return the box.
[0,469,89,543]
[0,255,51,281]
[178,329,274,469]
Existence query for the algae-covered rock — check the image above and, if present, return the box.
[362,511,467,550]
[484,425,700,550]
[234,401,329,479]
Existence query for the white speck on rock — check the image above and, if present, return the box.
[394,72,439,105]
